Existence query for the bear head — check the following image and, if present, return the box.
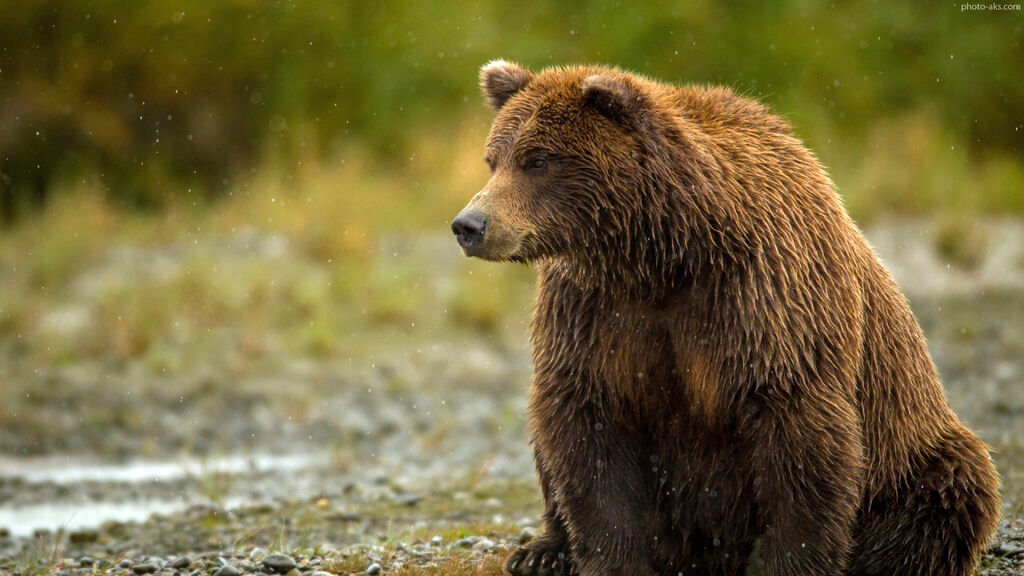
[452,61,682,282]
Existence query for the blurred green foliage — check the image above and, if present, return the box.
[0,0,1022,221]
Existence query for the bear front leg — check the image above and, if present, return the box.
[746,386,864,576]
[506,447,573,576]
[533,398,658,576]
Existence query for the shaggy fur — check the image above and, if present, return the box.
[452,61,1000,576]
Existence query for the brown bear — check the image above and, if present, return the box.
[450,61,1000,576]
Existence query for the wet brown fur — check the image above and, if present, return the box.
[457,61,1000,576]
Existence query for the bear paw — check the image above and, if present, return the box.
[505,536,572,576]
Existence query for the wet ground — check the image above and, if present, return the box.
[1,220,1023,575]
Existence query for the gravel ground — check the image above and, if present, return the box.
[1,220,1023,575]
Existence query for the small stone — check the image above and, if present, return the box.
[213,566,242,576]
[249,548,267,562]
[262,553,298,574]
[473,538,496,552]
[994,543,1024,557]
[394,494,421,506]
[310,572,334,576]
[366,563,382,575]
[454,536,480,548]
[517,527,537,545]
[170,556,192,569]
[69,529,99,545]
[79,557,95,568]
[132,563,158,574]
[119,559,134,568]
[429,536,443,547]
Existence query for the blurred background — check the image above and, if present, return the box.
[0,2,1022,574]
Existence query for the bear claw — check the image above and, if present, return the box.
[505,542,570,576]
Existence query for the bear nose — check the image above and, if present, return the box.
[451,210,488,249]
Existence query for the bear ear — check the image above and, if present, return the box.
[480,60,534,112]
[582,74,646,125]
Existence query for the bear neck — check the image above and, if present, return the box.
[545,213,706,301]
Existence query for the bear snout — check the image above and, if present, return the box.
[451,209,488,252]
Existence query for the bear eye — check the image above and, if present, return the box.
[484,156,496,173]
[525,156,548,173]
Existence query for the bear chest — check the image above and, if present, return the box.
[532,284,723,429]
[533,289,690,405]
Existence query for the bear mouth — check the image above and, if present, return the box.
[458,227,534,263]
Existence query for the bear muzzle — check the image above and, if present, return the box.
[452,192,529,261]
[451,208,488,252]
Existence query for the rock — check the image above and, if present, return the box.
[517,527,537,544]
[429,536,443,547]
[249,547,267,562]
[170,556,192,569]
[262,553,298,574]
[366,563,382,575]
[473,538,497,552]
[132,562,158,574]
[993,543,1024,557]
[454,536,480,548]
[119,559,134,569]
[69,528,99,545]
[213,566,242,576]
[79,557,95,568]
[394,493,421,506]
[310,572,334,576]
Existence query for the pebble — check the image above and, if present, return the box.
[473,538,497,552]
[79,557,95,567]
[262,553,298,574]
[366,562,382,575]
[213,566,242,576]
[69,528,100,545]
[170,556,192,569]
[454,536,480,548]
[394,493,421,506]
[310,572,334,576]
[429,535,443,547]
[249,547,267,562]
[132,562,158,574]
[994,543,1024,557]
[518,527,537,544]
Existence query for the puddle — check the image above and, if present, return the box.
[0,500,188,538]
[0,452,326,538]
[0,452,324,485]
